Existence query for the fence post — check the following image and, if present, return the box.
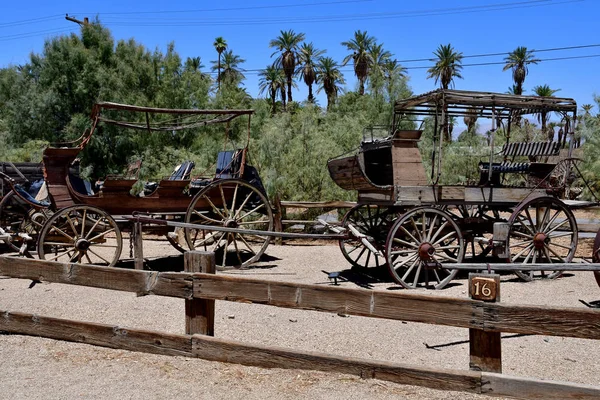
[184,251,215,336]
[133,222,144,270]
[273,193,283,245]
[469,273,501,373]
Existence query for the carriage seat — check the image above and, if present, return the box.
[216,150,243,179]
[13,179,51,207]
[478,141,561,185]
[142,160,196,195]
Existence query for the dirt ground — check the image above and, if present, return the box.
[1,228,600,400]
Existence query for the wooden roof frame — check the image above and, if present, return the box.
[393,89,578,120]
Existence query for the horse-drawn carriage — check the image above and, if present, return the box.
[328,89,594,289]
[0,103,273,268]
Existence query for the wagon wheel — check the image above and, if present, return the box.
[444,204,508,261]
[385,207,464,289]
[37,205,123,267]
[0,190,52,250]
[184,179,273,269]
[339,205,401,269]
[591,228,600,288]
[508,196,577,281]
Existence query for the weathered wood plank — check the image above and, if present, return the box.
[280,200,357,209]
[481,372,600,399]
[0,310,193,357]
[483,303,600,340]
[194,273,479,329]
[191,334,482,393]
[0,256,193,299]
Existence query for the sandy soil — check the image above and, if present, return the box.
[1,235,600,400]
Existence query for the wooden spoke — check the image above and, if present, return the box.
[87,228,116,243]
[219,185,230,217]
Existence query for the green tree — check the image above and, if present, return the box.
[532,84,560,140]
[503,46,539,95]
[269,30,305,103]
[426,43,463,90]
[382,59,407,103]
[316,57,345,111]
[367,42,391,100]
[297,42,325,103]
[213,37,227,92]
[211,50,245,86]
[258,65,285,114]
[341,30,375,95]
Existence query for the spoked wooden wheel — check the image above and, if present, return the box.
[385,207,464,289]
[184,179,273,269]
[339,205,400,269]
[0,190,52,251]
[444,204,508,261]
[508,197,577,281]
[37,205,123,267]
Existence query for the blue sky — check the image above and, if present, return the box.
[2,0,599,111]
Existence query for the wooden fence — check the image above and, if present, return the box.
[0,254,599,399]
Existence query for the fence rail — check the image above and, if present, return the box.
[0,254,599,399]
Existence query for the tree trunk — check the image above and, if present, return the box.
[308,84,313,103]
[217,57,221,92]
[287,75,293,102]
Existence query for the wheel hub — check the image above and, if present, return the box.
[224,219,238,229]
[418,242,436,261]
[75,238,91,251]
[533,232,548,249]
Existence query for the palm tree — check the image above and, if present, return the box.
[341,30,375,95]
[316,57,345,111]
[581,104,594,116]
[367,42,392,99]
[427,44,463,90]
[463,106,479,134]
[297,42,325,103]
[503,46,539,96]
[382,59,407,102]
[213,37,227,92]
[211,50,245,86]
[258,65,285,114]
[269,30,305,102]
[532,84,560,140]
[184,56,203,72]
[427,44,463,142]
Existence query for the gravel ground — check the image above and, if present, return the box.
[1,238,600,400]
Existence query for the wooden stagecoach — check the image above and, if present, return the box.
[0,103,273,268]
[328,89,594,289]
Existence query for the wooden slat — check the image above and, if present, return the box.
[280,200,357,209]
[483,303,600,340]
[481,372,600,399]
[0,257,193,299]
[0,310,193,357]
[192,334,482,394]
[193,273,479,329]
